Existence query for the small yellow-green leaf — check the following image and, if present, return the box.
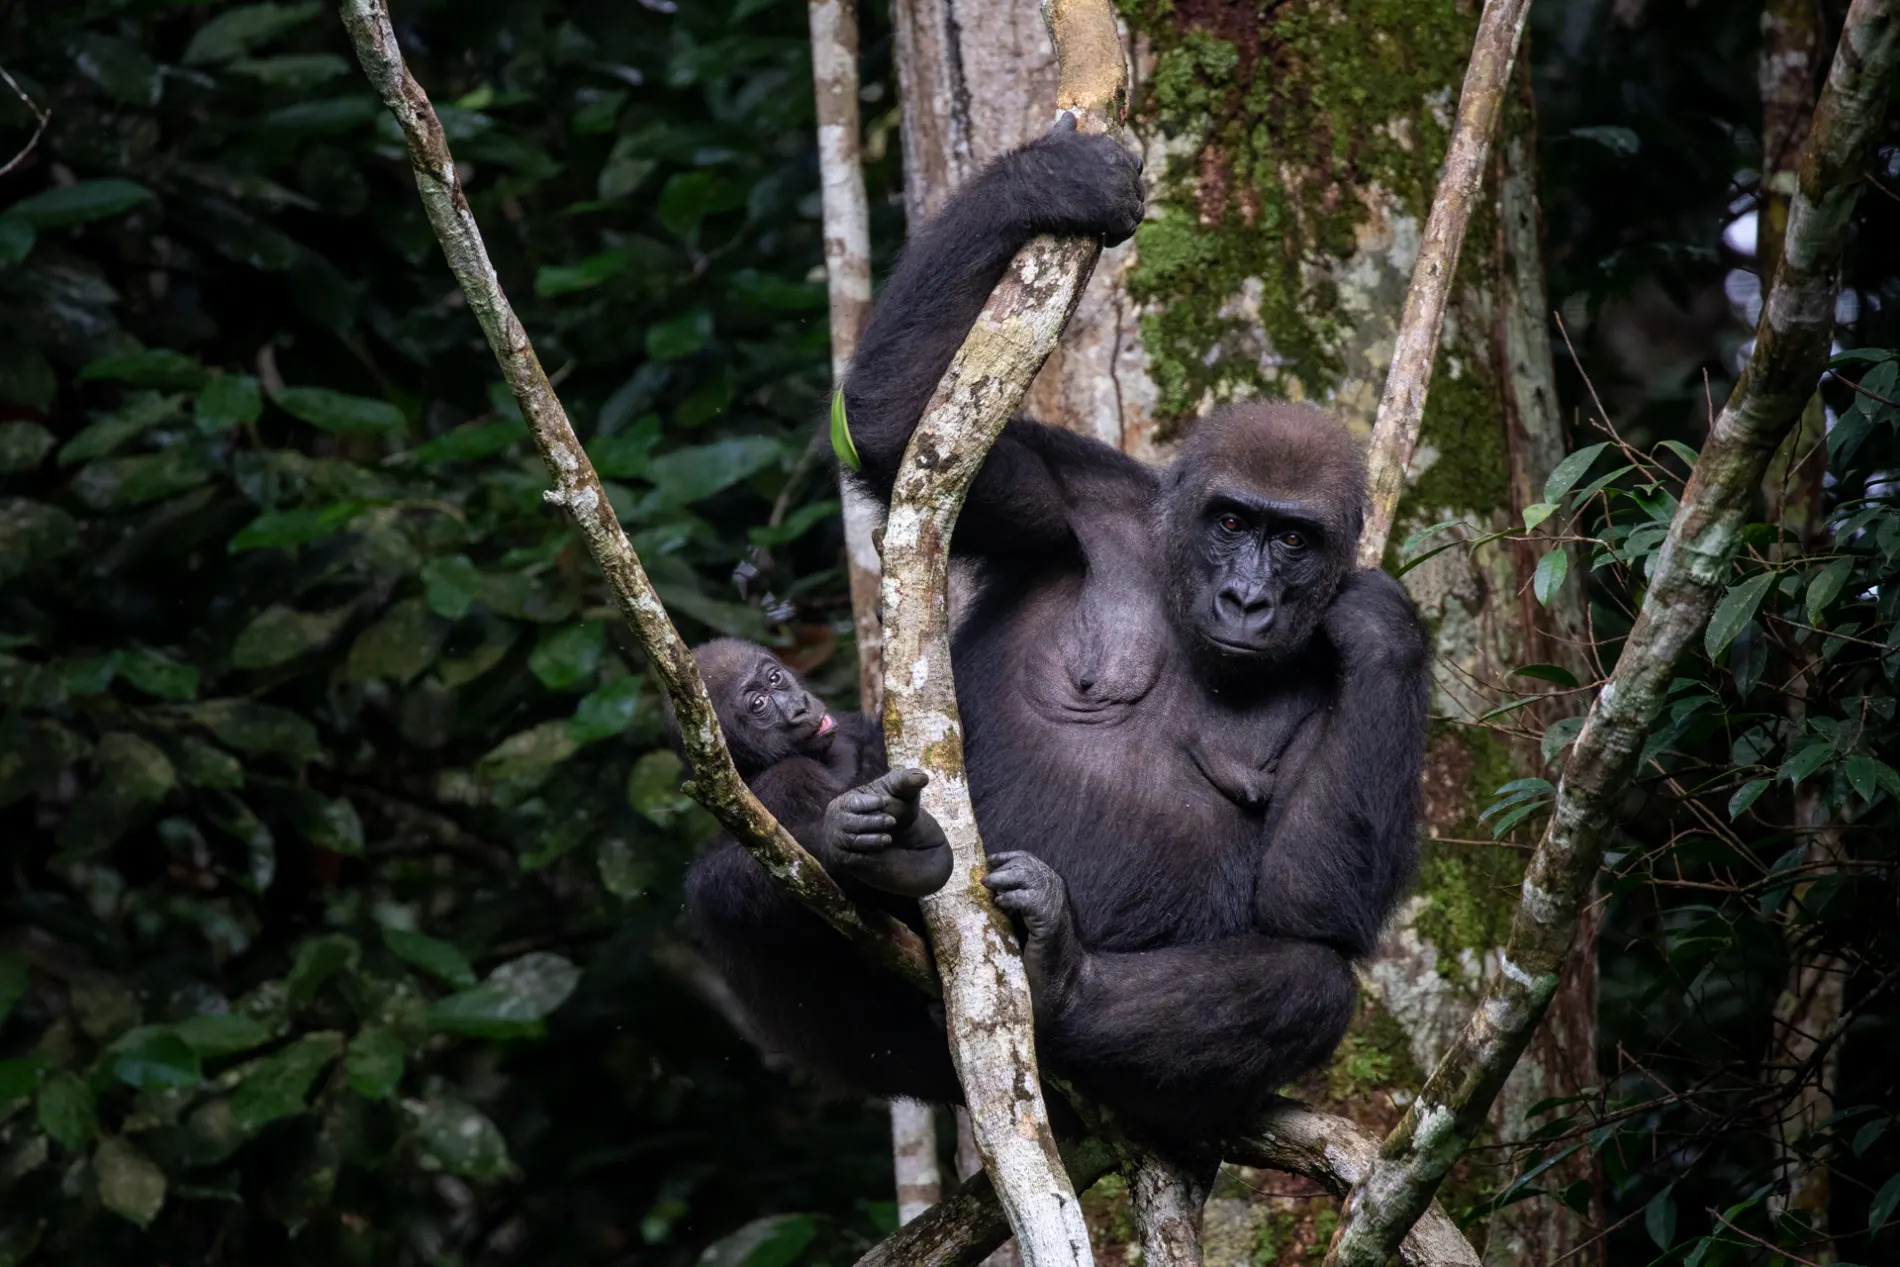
[830,388,860,472]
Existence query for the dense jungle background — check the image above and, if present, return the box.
[2,1,1899,1265]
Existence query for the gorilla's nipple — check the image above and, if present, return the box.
[1076,673,1097,693]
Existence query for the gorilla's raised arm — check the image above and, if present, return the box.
[840,120,1144,554]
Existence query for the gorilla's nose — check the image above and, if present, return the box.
[1215,585,1275,635]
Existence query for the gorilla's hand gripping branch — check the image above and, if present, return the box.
[336,0,934,999]
[876,2,1123,1265]
[1325,5,1900,1263]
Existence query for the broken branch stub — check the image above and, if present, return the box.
[336,0,933,997]
[877,2,1125,1264]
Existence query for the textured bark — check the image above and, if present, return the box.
[336,0,934,998]
[895,1100,946,1225]
[880,5,1125,1262]
[1323,7,1900,1262]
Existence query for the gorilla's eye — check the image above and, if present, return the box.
[767,668,784,687]
[1217,513,1244,535]
[749,694,769,714]
[1278,531,1307,549]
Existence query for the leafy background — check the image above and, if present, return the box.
[1,1,1899,1266]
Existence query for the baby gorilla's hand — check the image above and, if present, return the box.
[983,851,1086,1021]
[819,768,952,897]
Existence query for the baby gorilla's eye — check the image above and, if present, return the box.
[749,694,769,714]
[1217,514,1244,535]
[1278,531,1307,549]
[767,668,784,687]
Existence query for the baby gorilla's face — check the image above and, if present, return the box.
[729,651,835,767]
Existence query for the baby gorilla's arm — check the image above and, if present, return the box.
[820,769,952,897]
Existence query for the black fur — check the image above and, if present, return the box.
[686,123,1431,1139]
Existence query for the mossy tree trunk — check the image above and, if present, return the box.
[891,1,1594,1260]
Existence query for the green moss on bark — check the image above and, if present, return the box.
[1412,727,1525,986]
[1119,0,1477,427]
[1325,992,1421,1100]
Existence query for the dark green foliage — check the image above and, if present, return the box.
[0,1,906,1263]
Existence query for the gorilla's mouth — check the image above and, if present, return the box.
[816,713,837,737]
[799,712,838,753]
[1205,634,1273,657]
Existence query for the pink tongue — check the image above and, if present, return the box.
[818,713,837,735]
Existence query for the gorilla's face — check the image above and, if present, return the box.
[722,651,835,771]
[1180,487,1337,664]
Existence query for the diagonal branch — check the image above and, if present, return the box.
[336,0,934,999]
[1325,5,1900,1262]
[1357,0,1533,565]
[877,0,1124,1261]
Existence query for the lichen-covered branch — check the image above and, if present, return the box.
[878,1,1124,1262]
[337,0,933,998]
[1357,0,1533,566]
[1324,6,1900,1262]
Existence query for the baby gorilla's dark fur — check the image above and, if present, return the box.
[679,642,956,1098]
[688,122,1432,1141]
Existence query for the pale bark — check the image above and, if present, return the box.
[895,1100,946,1225]
[880,4,1124,1261]
[336,0,934,999]
[1323,7,1900,1261]
[1358,0,1534,566]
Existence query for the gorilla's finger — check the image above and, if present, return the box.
[842,813,897,833]
[887,768,930,798]
[839,833,894,852]
[1052,110,1077,134]
[842,791,886,813]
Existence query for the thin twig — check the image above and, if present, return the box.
[335,0,935,997]
[0,65,48,179]
[1358,0,1534,565]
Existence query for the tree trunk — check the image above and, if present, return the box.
[890,1,1595,1260]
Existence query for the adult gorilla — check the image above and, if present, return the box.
[685,120,1431,1137]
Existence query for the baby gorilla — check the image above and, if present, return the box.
[675,638,951,900]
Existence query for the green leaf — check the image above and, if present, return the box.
[406,416,526,464]
[262,95,380,135]
[5,180,153,229]
[187,699,321,761]
[71,446,217,510]
[628,749,695,825]
[1644,1183,1676,1249]
[1845,754,1881,803]
[1512,663,1580,688]
[173,737,244,789]
[109,1026,203,1089]
[1532,548,1568,606]
[347,598,446,683]
[273,386,406,434]
[1520,501,1557,531]
[0,421,53,472]
[645,309,713,362]
[175,1013,273,1059]
[0,948,25,1025]
[196,375,263,431]
[383,927,477,989]
[229,1031,343,1131]
[0,1056,44,1104]
[529,622,604,691]
[288,934,360,1004]
[1780,740,1833,786]
[228,502,367,552]
[478,721,579,788]
[298,794,364,855]
[94,1138,167,1227]
[831,388,861,472]
[0,498,80,583]
[1705,572,1776,659]
[36,1071,96,1150]
[408,1098,515,1180]
[1541,714,1585,765]
[535,248,632,297]
[646,436,784,505]
[1728,778,1771,820]
[1870,1172,1900,1235]
[232,603,351,669]
[183,2,323,64]
[117,647,199,700]
[571,676,644,744]
[1806,557,1854,625]
[59,392,188,465]
[79,350,206,391]
[346,1028,404,1101]
[426,952,582,1039]
[227,53,351,88]
[0,214,34,262]
[697,1214,819,1267]
[421,554,482,619]
[1542,442,1611,504]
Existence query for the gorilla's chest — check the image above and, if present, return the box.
[957,552,1323,948]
